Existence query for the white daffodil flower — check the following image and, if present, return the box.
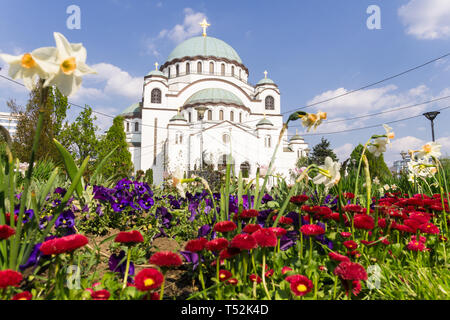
[0,47,56,90]
[170,167,186,197]
[367,137,388,157]
[372,176,380,185]
[43,32,96,97]
[313,156,341,189]
[383,124,395,143]
[415,142,441,160]
[407,158,437,179]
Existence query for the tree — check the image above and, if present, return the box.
[349,144,392,181]
[308,137,338,165]
[8,85,70,163]
[98,116,133,179]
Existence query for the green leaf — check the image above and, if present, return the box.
[53,138,84,198]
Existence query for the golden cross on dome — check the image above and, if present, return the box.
[154,62,159,71]
[264,70,268,79]
[199,18,210,37]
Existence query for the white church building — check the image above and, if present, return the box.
[121,20,309,185]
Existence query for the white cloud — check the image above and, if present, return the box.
[398,0,450,40]
[334,143,354,162]
[160,8,207,44]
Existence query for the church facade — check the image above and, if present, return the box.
[121,22,309,185]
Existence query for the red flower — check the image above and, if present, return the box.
[361,240,376,246]
[268,227,287,238]
[149,251,183,267]
[353,214,375,230]
[328,251,350,263]
[272,215,293,225]
[252,229,277,247]
[205,238,229,252]
[406,240,426,251]
[343,280,362,297]
[149,292,160,300]
[227,278,238,285]
[91,289,110,300]
[114,230,144,244]
[290,195,309,205]
[378,218,387,228]
[418,223,439,234]
[238,209,259,219]
[0,225,15,240]
[404,219,422,232]
[343,192,355,199]
[249,274,262,284]
[230,234,257,250]
[213,221,237,233]
[40,234,88,255]
[243,224,262,234]
[218,270,232,282]
[330,212,348,223]
[340,232,352,238]
[289,275,313,296]
[0,269,22,289]
[185,237,208,252]
[333,261,367,281]
[5,213,18,225]
[282,266,293,275]
[11,291,32,300]
[135,268,164,291]
[343,240,358,250]
[219,247,241,260]
[343,204,363,213]
[409,212,431,224]
[300,224,325,236]
[265,269,274,278]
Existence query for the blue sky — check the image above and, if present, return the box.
[1,0,450,166]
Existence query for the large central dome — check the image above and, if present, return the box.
[167,36,242,64]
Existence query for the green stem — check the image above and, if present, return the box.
[122,248,132,289]
[261,249,271,300]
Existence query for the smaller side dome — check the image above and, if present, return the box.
[289,132,305,143]
[256,118,273,127]
[147,70,166,77]
[170,113,187,122]
[121,102,141,118]
[256,78,275,86]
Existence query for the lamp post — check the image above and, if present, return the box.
[195,106,209,171]
[423,111,440,142]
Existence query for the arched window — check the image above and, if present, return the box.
[219,110,224,121]
[197,61,202,73]
[176,131,183,144]
[222,134,230,144]
[151,88,162,104]
[209,62,214,75]
[231,66,235,77]
[188,112,192,123]
[135,122,139,132]
[239,112,242,123]
[186,63,190,74]
[176,64,179,77]
[126,122,129,132]
[265,96,275,110]
[230,111,234,122]
[240,162,250,178]
[168,67,171,78]
[221,63,225,76]
[208,110,212,121]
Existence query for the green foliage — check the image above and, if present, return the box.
[308,137,338,165]
[144,168,153,185]
[98,116,133,179]
[349,144,392,182]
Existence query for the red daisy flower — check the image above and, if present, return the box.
[411,235,427,243]
[403,219,422,232]
[343,204,363,213]
[0,225,15,240]
[343,280,362,297]
[343,192,355,199]
[114,230,144,244]
[265,269,274,278]
[340,232,352,238]
[213,221,237,233]
[330,212,348,223]
[268,227,287,238]
[39,234,88,255]
[135,268,164,291]
[418,223,439,234]
[149,251,183,267]
[272,215,293,225]
[360,240,376,246]
[289,275,313,296]
[328,251,350,263]
[300,224,325,236]
[409,212,431,224]
[185,237,208,252]
[91,289,110,300]
[249,274,262,284]
[242,224,262,234]
[290,195,309,205]
[227,278,238,285]
[218,270,232,282]
[205,238,229,252]
[11,291,32,300]
[282,266,293,275]
[406,240,426,251]
[238,209,259,219]
[353,214,375,230]
[252,229,277,247]
[333,262,367,281]
[230,234,257,250]
[343,240,358,250]
[219,247,241,260]
[0,269,22,289]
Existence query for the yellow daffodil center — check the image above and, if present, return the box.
[388,132,395,140]
[297,284,307,292]
[423,144,432,153]
[21,53,36,69]
[144,278,155,287]
[61,57,77,74]
[318,112,327,120]
[307,113,318,123]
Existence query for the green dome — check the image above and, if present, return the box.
[256,78,275,86]
[121,102,141,116]
[289,134,304,142]
[167,36,242,64]
[147,69,166,77]
[256,118,273,126]
[170,113,187,122]
[184,88,244,107]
